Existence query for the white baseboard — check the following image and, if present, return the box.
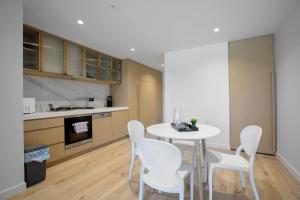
[0,182,26,200]
[276,152,300,183]
[206,142,230,150]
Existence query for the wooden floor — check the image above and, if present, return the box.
[10,138,300,200]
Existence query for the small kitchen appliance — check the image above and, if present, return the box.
[23,98,36,114]
[106,96,112,107]
[88,97,95,108]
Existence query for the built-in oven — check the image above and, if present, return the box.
[64,115,92,149]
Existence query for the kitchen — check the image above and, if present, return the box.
[1,0,300,200]
[22,25,162,167]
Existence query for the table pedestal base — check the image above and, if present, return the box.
[195,139,206,200]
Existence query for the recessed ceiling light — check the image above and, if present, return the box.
[161,64,164,67]
[214,28,220,32]
[130,48,135,52]
[77,19,84,25]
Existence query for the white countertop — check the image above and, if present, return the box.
[23,106,129,121]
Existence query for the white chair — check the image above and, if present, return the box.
[138,139,194,200]
[127,120,145,181]
[207,125,262,200]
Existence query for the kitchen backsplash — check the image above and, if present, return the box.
[24,75,110,112]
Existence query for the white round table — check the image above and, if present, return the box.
[147,123,221,200]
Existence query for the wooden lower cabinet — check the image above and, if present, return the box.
[24,110,129,166]
[48,143,65,163]
[24,127,64,146]
[92,115,113,147]
[24,117,65,165]
[24,117,64,132]
[24,131,36,146]
[112,110,129,139]
[36,127,64,145]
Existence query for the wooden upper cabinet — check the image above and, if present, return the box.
[112,58,122,82]
[23,25,122,85]
[85,49,99,80]
[66,42,84,78]
[41,33,65,74]
[23,27,40,71]
[99,54,112,81]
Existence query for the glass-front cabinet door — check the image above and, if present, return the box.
[42,33,64,74]
[23,27,40,70]
[23,26,122,85]
[112,58,122,82]
[67,42,83,77]
[85,49,99,79]
[100,54,111,81]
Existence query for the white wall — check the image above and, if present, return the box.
[164,42,230,149]
[275,0,300,182]
[0,0,26,199]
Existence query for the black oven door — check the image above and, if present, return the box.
[64,115,92,149]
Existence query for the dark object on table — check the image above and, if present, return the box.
[171,122,199,132]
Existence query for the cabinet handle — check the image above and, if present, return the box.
[137,84,140,119]
[271,72,276,154]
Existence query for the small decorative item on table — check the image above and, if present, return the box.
[190,118,197,128]
[171,121,199,132]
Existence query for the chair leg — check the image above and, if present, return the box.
[138,178,144,200]
[240,170,246,190]
[208,166,214,200]
[249,169,260,200]
[190,170,194,200]
[179,184,184,200]
[128,148,135,181]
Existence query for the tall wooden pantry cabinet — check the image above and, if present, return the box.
[229,35,276,154]
[111,59,163,128]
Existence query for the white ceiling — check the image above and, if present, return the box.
[24,0,296,71]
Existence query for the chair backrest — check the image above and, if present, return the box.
[240,125,262,156]
[139,139,182,178]
[127,120,145,145]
